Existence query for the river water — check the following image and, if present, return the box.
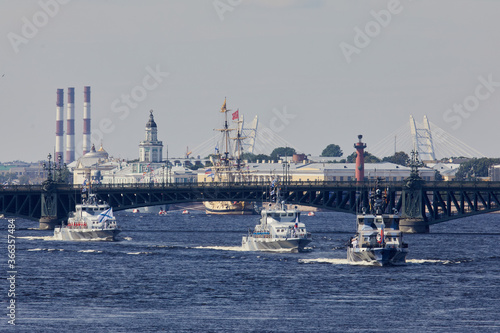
[3,210,500,332]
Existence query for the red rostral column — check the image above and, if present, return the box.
[354,135,367,182]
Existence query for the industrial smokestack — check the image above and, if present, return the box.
[83,86,91,155]
[65,87,75,164]
[55,88,64,163]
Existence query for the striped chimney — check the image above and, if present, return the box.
[83,86,91,155]
[65,87,75,164]
[55,88,64,163]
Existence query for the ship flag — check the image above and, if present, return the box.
[98,207,114,223]
[205,168,215,178]
[232,109,239,120]
[82,179,88,192]
[220,98,227,113]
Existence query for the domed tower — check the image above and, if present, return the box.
[139,110,163,162]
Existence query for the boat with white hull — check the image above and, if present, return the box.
[242,180,311,252]
[347,190,408,266]
[54,193,120,241]
[204,201,255,215]
[347,213,408,266]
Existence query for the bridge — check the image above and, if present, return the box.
[370,115,485,161]
[2,180,500,232]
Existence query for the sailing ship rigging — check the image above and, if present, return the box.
[203,98,256,214]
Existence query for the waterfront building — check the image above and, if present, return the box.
[489,165,500,181]
[139,110,163,163]
[0,162,48,184]
[72,144,114,185]
[425,162,461,181]
[71,111,195,185]
[197,161,436,184]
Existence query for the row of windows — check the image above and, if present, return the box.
[276,228,306,233]
[108,178,195,183]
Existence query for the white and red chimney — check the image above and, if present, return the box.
[83,86,91,155]
[55,88,64,163]
[65,87,75,164]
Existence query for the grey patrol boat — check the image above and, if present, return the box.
[242,179,311,252]
[347,188,408,266]
[54,192,120,241]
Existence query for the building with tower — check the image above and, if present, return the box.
[139,110,163,163]
[70,110,196,186]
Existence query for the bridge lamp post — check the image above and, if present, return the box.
[282,159,290,186]
[162,164,165,188]
[43,153,53,182]
[56,154,65,183]
[168,162,172,185]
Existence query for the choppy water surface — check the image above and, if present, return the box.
[3,210,500,332]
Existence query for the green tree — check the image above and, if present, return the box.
[321,144,343,157]
[270,147,296,162]
[346,151,381,163]
[241,153,256,162]
[239,153,272,162]
[455,158,500,180]
[382,151,409,166]
[256,154,272,162]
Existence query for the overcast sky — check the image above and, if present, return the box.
[1,0,499,162]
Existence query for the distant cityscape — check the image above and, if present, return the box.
[2,109,500,186]
[1,87,499,186]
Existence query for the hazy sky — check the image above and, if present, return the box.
[1,0,499,162]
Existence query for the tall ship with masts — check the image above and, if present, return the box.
[203,98,257,215]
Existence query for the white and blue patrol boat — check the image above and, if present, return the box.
[347,189,408,266]
[54,193,120,241]
[242,180,311,252]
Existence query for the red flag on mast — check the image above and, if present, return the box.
[232,109,239,120]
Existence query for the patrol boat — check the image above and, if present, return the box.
[347,189,408,266]
[242,180,311,252]
[54,193,120,241]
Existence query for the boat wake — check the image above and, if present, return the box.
[27,248,64,252]
[298,258,352,265]
[17,235,56,241]
[300,258,462,266]
[18,235,115,242]
[406,259,463,265]
[78,249,103,253]
[193,245,246,252]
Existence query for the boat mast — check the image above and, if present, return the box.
[221,98,230,167]
[214,98,235,182]
[235,119,242,171]
[231,111,247,172]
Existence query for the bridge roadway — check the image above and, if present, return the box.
[2,180,500,232]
